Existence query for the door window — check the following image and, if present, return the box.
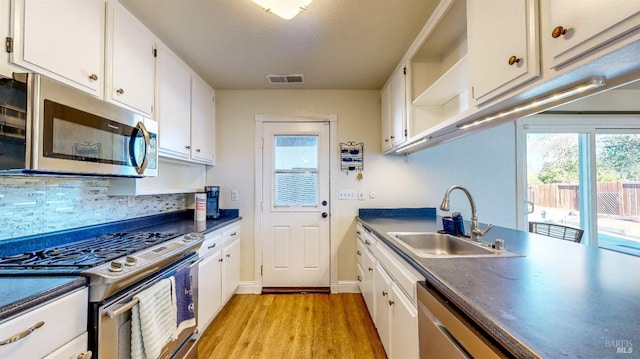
[273,135,319,208]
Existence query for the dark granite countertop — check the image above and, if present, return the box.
[0,209,241,323]
[0,276,87,323]
[358,209,640,359]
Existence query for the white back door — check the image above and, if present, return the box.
[261,121,330,288]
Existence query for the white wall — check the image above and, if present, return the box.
[208,89,518,283]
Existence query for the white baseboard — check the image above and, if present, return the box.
[237,281,262,294]
[237,281,361,294]
[332,280,361,293]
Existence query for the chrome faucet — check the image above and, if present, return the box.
[439,184,493,242]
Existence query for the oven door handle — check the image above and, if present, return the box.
[105,256,201,319]
[105,298,139,319]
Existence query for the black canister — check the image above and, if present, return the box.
[205,186,220,219]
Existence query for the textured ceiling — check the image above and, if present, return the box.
[118,0,439,90]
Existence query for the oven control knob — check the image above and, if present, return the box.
[183,234,193,241]
[109,261,124,272]
[124,256,137,266]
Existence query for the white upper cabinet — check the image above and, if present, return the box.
[10,0,105,96]
[381,65,407,152]
[106,2,155,115]
[190,74,216,165]
[156,44,192,160]
[543,0,640,69]
[467,0,540,105]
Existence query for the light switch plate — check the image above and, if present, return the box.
[338,189,357,200]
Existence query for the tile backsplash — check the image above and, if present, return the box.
[0,176,188,241]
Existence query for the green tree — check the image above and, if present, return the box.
[597,135,640,181]
[537,135,579,184]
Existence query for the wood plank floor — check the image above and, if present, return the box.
[198,294,387,359]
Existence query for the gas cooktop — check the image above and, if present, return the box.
[0,232,180,271]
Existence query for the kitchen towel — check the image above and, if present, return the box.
[131,278,177,359]
[173,266,196,336]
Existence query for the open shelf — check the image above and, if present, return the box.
[412,55,468,106]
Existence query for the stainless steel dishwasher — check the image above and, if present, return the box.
[417,281,506,358]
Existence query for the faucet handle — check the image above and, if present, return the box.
[473,223,493,237]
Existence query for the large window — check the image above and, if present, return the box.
[518,115,640,257]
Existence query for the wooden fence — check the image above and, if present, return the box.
[528,182,640,217]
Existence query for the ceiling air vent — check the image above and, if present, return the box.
[267,74,304,84]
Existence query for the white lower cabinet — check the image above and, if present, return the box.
[389,283,419,359]
[197,221,241,334]
[0,288,88,359]
[221,230,240,303]
[374,262,392,354]
[356,223,421,359]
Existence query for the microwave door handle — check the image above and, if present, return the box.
[131,121,151,175]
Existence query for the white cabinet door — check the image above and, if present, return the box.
[11,0,105,96]
[0,0,19,77]
[390,283,419,359]
[544,0,640,69]
[107,2,155,115]
[389,66,407,147]
[380,80,392,152]
[156,44,192,160]
[197,249,222,333]
[190,74,215,165]
[467,0,540,105]
[374,263,392,356]
[222,237,240,303]
[362,247,376,321]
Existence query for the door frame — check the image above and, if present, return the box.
[254,114,338,293]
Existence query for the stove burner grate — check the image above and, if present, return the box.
[0,231,180,269]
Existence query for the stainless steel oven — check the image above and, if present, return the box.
[97,254,200,359]
[0,230,205,359]
[0,73,158,177]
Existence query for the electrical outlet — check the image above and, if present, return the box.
[358,190,365,201]
[231,189,239,201]
[338,189,357,200]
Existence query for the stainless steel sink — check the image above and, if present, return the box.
[386,232,523,258]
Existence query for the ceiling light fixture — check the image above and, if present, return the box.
[458,76,607,130]
[252,0,312,20]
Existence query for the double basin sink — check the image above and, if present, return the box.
[386,232,523,258]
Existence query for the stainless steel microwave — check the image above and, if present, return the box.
[0,73,157,177]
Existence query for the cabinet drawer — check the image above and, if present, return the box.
[199,231,223,258]
[43,332,89,359]
[377,242,420,304]
[0,288,88,358]
[223,224,240,245]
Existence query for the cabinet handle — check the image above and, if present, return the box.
[508,56,521,65]
[356,250,361,256]
[368,267,373,272]
[551,25,567,38]
[116,88,124,95]
[196,149,201,152]
[382,290,387,297]
[357,275,362,282]
[0,321,45,346]
[76,351,93,359]
[226,254,231,258]
[207,243,217,249]
[385,138,389,142]
[365,240,371,246]
[219,258,223,262]
[390,135,395,139]
[230,232,237,237]
[356,231,361,235]
[89,74,98,81]
[388,300,395,306]
[185,145,191,150]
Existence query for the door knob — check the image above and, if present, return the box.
[321,212,328,218]
[322,200,328,206]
